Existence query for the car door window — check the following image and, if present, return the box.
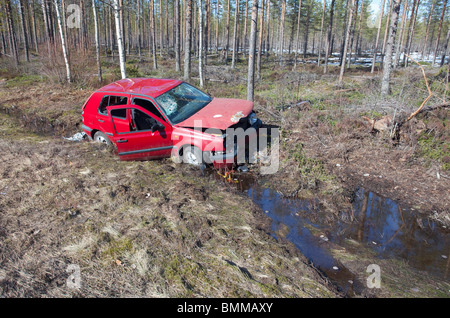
[132,109,158,131]
[132,98,166,122]
[99,95,128,115]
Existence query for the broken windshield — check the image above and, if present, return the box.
[155,83,212,124]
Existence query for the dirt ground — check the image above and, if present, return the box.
[0,57,448,298]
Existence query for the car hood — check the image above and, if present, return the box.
[175,98,254,130]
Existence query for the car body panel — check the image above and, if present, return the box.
[107,104,174,161]
[176,98,254,130]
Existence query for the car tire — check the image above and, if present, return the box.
[93,131,112,146]
[182,146,203,166]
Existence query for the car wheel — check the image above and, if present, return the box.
[93,131,112,146]
[183,146,203,166]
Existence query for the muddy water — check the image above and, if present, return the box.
[211,170,450,294]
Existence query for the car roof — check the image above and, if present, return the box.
[96,78,182,98]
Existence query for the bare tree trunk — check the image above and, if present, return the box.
[421,0,434,59]
[198,0,204,87]
[225,0,231,64]
[204,0,209,64]
[150,0,158,69]
[29,0,39,53]
[347,0,359,68]
[257,0,265,80]
[402,0,418,67]
[432,0,447,66]
[394,0,408,68]
[243,0,249,57]
[54,0,71,82]
[294,0,302,68]
[371,0,386,73]
[381,0,392,56]
[247,0,258,101]
[215,0,219,52]
[92,0,102,82]
[42,0,53,57]
[265,0,270,57]
[114,0,126,78]
[17,0,30,62]
[381,0,401,95]
[231,0,239,68]
[440,28,450,66]
[279,0,286,65]
[137,0,142,58]
[175,0,181,71]
[404,0,419,67]
[339,0,355,84]
[303,2,311,59]
[184,0,192,80]
[5,0,19,66]
[355,0,365,56]
[323,0,335,74]
[317,0,326,66]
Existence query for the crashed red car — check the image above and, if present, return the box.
[81,78,262,167]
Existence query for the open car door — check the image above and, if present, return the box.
[107,105,174,161]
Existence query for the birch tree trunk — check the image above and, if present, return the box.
[114,0,127,78]
[92,0,102,82]
[198,0,204,87]
[381,0,401,95]
[175,0,181,71]
[150,0,158,69]
[54,0,71,83]
[184,0,192,80]
[247,0,258,102]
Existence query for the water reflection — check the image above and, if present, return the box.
[208,169,450,288]
[337,187,450,279]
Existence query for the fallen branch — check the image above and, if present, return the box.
[404,54,433,122]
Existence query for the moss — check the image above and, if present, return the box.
[5,74,44,88]
[417,131,450,171]
[101,237,134,260]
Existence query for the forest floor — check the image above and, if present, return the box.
[0,53,449,298]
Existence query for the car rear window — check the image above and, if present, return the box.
[99,95,128,115]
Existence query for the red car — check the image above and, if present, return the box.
[81,78,261,168]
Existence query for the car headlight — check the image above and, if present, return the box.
[248,112,258,125]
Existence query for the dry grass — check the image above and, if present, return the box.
[0,117,336,297]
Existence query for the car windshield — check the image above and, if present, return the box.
[155,83,212,124]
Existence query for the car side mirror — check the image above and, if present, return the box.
[151,122,164,133]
